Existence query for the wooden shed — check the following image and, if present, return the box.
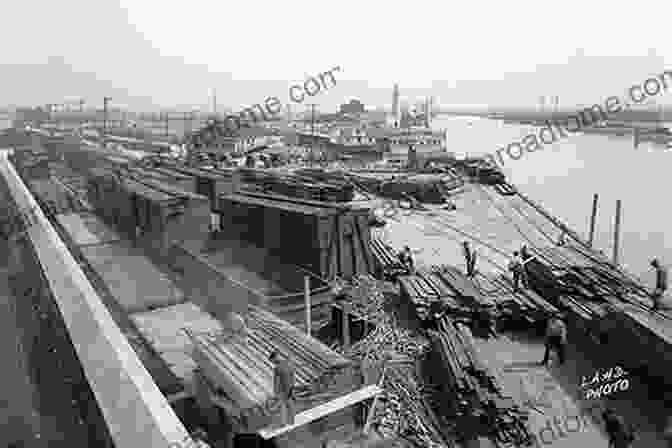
[217,192,373,280]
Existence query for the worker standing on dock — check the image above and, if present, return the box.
[508,251,526,292]
[462,241,477,278]
[650,259,667,312]
[541,313,567,366]
[398,246,415,274]
[270,350,296,426]
[602,407,635,448]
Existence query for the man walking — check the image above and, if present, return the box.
[602,407,635,448]
[270,350,295,426]
[651,258,667,312]
[541,313,567,366]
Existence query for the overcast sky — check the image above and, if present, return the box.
[2,0,670,112]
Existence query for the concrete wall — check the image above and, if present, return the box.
[0,153,196,448]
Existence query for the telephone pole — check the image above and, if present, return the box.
[103,96,112,136]
[308,104,317,166]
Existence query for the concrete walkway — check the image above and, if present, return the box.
[475,327,670,448]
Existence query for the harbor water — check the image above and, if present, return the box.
[433,115,672,287]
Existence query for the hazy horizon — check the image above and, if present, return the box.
[3,1,672,114]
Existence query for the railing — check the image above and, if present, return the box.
[0,150,198,448]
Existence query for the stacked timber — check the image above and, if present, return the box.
[475,274,558,326]
[426,318,531,446]
[85,166,211,254]
[433,266,496,309]
[370,234,407,279]
[235,168,356,202]
[190,305,353,431]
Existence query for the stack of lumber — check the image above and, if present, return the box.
[189,305,353,424]
[398,270,463,319]
[236,168,355,202]
[476,274,558,325]
[370,234,407,278]
[432,266,496,309]
[426,318,531,446]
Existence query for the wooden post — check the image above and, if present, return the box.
[588,193,598,247]
[634,127,640,149]
[613,200,622,264]
[304,275,311,336]
[342,302,351,348]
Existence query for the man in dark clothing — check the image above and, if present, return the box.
[541,314,567,365]
[651,259,667,311]
[463,241,477,278]
[508,251,526,292]
[398,246,414,273]
[270,350,295,426]
[602,408,634,448]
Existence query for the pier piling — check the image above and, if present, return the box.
[304,275,311,336]
[588,193,599,247]
[613,199,622,264]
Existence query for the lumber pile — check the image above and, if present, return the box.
[370,234,408,279]
[426,318,532,446]
[190,305,354,428]
[345,321,430,363]
[236,168,355,202]
[478,274,558,326]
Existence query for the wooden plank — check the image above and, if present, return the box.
[258,385,383,439]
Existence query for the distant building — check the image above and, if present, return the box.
[339,100,366,115]
[13,107,49,127]
[188,122,279,155]
[382,128,447,159]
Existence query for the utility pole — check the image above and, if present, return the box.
[308,104,317,166]
[164,111,169,137]
[212,89,217,117]
[103,96,112,137]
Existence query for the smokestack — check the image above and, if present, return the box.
[392,84,400,128]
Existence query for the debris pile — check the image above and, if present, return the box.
[342,275,395,323]
[374,364,453,448]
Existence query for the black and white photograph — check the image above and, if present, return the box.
[1,1,672,447]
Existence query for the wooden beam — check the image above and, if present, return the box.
[257,385,383,440]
